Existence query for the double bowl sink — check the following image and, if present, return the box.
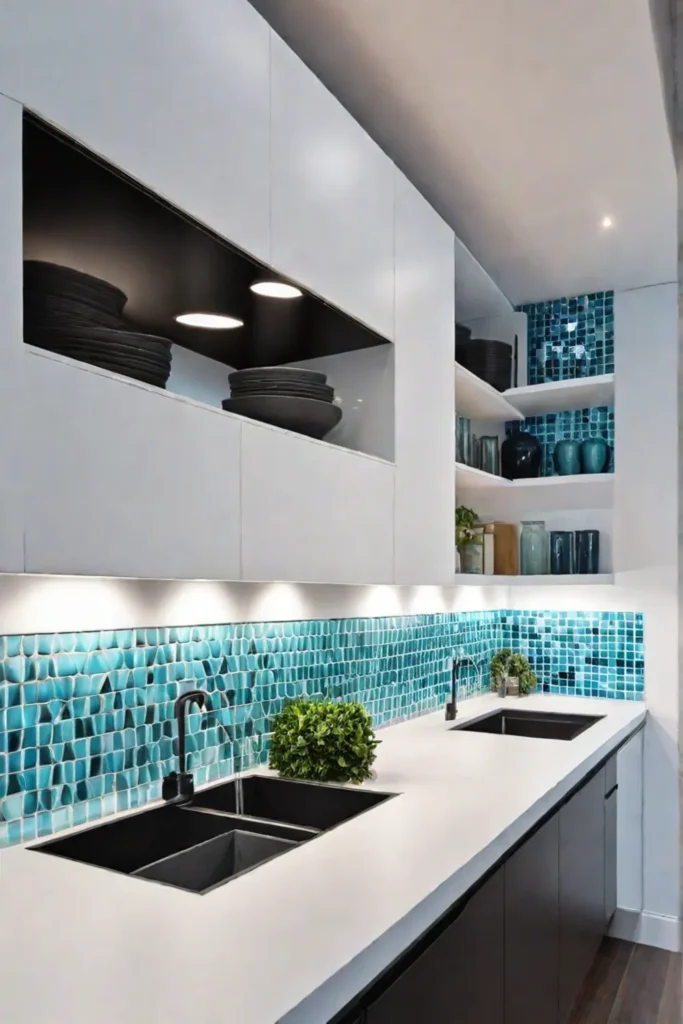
[33,775,392,896]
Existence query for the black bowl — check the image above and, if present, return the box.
[229,366,327,386]
[229,380,334,402]
[222,394,342,439]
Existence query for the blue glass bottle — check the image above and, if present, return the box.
[550,531,575,574]
[575,530,600,573]
[520,521,549,575]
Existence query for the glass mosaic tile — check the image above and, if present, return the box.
[519,291,615,385]
[506,405,614,477]
[0,609,643,848]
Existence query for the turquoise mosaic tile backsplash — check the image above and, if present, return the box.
[519,290,615,385]
[0,609,643,848]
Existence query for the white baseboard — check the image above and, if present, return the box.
[610,908,682,952]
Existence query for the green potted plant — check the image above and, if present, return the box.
[490,649,537,697]
[456,504,483,574]
[269,698,380,784]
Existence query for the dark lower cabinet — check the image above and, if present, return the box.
[365,869,505,1024]
[339,757,619,1024]
[505,815,560,1024]
[559,767,606,1022]
[604,756,618,926]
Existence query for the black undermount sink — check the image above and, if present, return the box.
[33,775,394,894]
[452,708,604,741]
[190,773,392,830]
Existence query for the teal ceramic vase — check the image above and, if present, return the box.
[553,440,581,476]
[580,438,610,474]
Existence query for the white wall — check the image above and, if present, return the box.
[0,573,510,634]
[287,345,395,462]
[511,282,680,950]
[166,346,234,408]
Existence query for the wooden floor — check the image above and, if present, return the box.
[570,938,682,1024]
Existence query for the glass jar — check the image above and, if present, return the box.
[520,521,549,575]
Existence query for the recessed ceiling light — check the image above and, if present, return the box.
[600,216,614,229]
[250,280,303,299]
[175,312,244,329]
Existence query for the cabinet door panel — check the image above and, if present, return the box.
[0,0,271,261]
[559,770,606,1022]
[24,351,242,579]
[270,32,395,340]
[240,420,394,584]
[505,815,560,1024]
[366,871,504,1024]
[394,171,455,584]
[605,788,618,925]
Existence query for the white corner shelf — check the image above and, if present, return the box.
[455,462,509,489]
[455,363,523,422]
[504,373,614,416]
[454,573,614,587]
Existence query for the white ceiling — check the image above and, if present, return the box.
[250,0,676,306]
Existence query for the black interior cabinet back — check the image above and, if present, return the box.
[559,769,606,1022]
[505,815,560,1024]
[365,869,505,1024]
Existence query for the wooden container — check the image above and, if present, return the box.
[492,523,518,575]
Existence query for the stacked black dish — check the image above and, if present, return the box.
[223,367,342,439]
[24,261,173,388]
[456,336,512,392]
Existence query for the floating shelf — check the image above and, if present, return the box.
[503,374,614,416]
[455,363,523,421]
[456,466,614,511]
[454,573,614,587]
[455,462,507,489]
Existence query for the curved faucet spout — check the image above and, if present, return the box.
[162,689,207,803]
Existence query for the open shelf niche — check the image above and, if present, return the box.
[455,336,615,583]
[22,112,395,462]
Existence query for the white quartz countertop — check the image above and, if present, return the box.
[0,695,645,1024]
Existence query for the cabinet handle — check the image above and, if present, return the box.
[605,784,619,800]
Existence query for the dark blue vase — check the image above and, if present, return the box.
[501,430,542,480]
[575,530,600,573]
[553,440,581,476]
[580,438,610,474]
[550,531,575,574]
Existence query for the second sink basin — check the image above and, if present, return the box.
[134,828,298,894]
[452,708,604,741]
[190,774,393,831]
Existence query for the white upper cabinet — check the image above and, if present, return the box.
[269,32,395,340]
[0,95,24,572]
[23,350,242,580]
[0,0,272,262]
[240,420,394,584]
[394,172,455,584]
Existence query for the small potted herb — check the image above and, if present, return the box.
[490,650,537,698]
[269,698,379,784]
[456,504,483,574]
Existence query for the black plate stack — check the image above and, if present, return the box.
[223,367,342,439]
[456,338,512,392]
[24,261,173,389]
